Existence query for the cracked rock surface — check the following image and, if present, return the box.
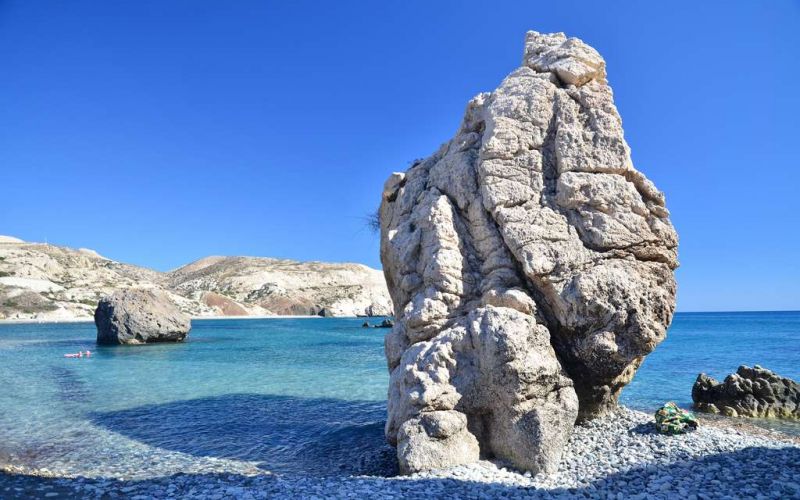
[379,31,678,474]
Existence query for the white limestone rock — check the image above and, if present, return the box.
[167,256,392,318]
[380,31,678,474]
[397,410,480,474]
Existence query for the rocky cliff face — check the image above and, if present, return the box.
[168,256,392,317]
[0,238,391,320]
[0,239,196,320]
[379,31,678,474]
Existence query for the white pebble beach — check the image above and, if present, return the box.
[3,407,798,499]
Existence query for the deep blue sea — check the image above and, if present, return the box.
[0,312,798,478]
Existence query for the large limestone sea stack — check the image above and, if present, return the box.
[379,31,678,474]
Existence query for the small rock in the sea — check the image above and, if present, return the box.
[693,365,800,419]
[373,318,394,328]
[94,289,191,345]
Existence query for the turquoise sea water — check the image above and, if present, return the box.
[0,312,798,478]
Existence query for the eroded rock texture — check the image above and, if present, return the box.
[95,289,191,345]
[693,365,800,419]
[379,31,678,474]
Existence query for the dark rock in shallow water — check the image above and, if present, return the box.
[693,365,799,419]
[95,289,191,345]
[374,319,394,329]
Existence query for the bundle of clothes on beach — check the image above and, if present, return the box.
[655,402,699,435]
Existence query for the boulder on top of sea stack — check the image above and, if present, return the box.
[95,289,191,345]
[379,31,678,474]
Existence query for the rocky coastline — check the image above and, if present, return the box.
[2,407,798,499]
[0,238,392,321]
[693,365,799,419]
[2,27,796,500]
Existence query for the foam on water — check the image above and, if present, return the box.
[0,313,797,478]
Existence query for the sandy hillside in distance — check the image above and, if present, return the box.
[0,236,392,321]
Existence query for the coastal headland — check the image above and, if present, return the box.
[0,236,392,321]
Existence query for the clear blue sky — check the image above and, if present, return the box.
[1,1,798,312]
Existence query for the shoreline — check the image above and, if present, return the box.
[191,314,324,321]
[0,314,389,325]
[2,311,794,326]
[2,407,798,498]
[697,413,800,445]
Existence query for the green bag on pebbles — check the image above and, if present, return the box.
[654,402,699,435]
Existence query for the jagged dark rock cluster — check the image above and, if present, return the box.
[693,365,800,419]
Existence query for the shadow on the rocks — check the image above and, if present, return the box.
[629,421,658,435]
[629,421,702,437]
[548,445,800,497]
[2,446,799,499]
[89,394,398,476]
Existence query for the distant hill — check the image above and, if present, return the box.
[0,236,392,321]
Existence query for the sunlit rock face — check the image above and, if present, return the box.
[95,289,191,345]
[379,31,678,474]
[693,366,800,419]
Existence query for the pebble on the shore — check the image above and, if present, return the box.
[2,407,799,499]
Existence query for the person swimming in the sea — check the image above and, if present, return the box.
[64,351,91,358]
